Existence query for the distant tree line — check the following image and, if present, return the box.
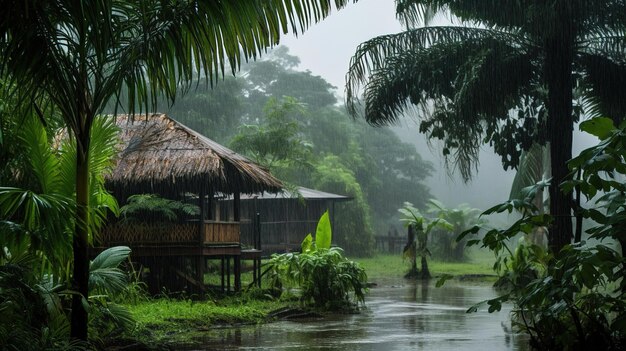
[165,47,434,256]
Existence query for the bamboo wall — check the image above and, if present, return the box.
[101,221,240,246]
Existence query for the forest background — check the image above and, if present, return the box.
[154,47,433,256]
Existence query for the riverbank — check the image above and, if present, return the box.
[118,249,498,349]
[353,248,497,282]
[117,292,291,349]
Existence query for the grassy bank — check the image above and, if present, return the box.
[123,249,497,347]
[124,293,289,347]
[353,248,497,281]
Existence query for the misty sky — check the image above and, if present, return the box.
[278,0,516,213]
[276,0,597,216]
[280,0,402,91]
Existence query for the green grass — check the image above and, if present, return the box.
[125,293,289,345]
[352,248,497,281]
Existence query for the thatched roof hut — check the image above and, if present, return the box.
[106,114,282,198]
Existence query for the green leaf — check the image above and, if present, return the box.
[435,274,453,287]
[487,299,502,313]
[301,233,313,253]
[315,210,332,250]
[580,117,614,140]
[90,246,131,271]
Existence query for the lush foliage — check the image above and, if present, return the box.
[230,97,313,172]
[1,0,358,339]
[346,0,626,253]
[426,200,485,262]
[312,155,375,256]
[0,115,119,279]
[120,194,200,223]
[0,246,134,350]
[398,202,453,279]
[265,211,368,308]
[459,118,626,350]
[167,47,433,254]
[0,112,128,348]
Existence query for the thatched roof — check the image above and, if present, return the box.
[106,114,282,197]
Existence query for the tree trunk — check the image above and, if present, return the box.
[404,225,418,277]
[71,133,90,340]
[420,256,431,280]
[544,13,575,254]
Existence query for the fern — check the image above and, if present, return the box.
[120,194,199,223]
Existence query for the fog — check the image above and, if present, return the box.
[280,0,600,215]
[280,0,516,212]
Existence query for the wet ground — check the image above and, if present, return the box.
[185,279,529,350]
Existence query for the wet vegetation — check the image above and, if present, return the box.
[1,1,626,350]
[457,119,626,350]
[265,211,367,309]
[161,47,433,256]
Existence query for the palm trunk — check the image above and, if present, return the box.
[70,133,90,340]
[404,225,418,278]
[544,15,575,254]
[420,256,431,280]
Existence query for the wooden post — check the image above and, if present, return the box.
[199,185,206,242]
[234,257,241,291]
[255,212,261,250]
[226,257,231,292]
[197,257,205,295]
[233,192,241,291]
[234,192,241,222]
[207,189,214,221]
[220,257,225,292]
[256,212,262,288]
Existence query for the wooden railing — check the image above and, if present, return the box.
[203,221,240,244]
[100,221,240,246]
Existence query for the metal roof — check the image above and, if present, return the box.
[237,186,352,201]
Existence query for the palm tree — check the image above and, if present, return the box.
[1,0,356,340]
[508,143,551,247]
[399,202,452,279]
[426,199,485,261]
[346,1,626,254]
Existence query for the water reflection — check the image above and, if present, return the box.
[185,280,529,350]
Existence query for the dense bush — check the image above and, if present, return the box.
[265,211,368,309]
[459,118,626,350]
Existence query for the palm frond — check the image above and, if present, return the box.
[346,25,530,118]
[395,1,444,28]
[351,31,535,179]
[509,143,549,201]
[395,0,531,30]
[89,246,131,296]
[578,53,626,122]
[19,115,61,195]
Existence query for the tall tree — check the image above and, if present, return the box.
[0,0,356,340]
[346,0,626,253]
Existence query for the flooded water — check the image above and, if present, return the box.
[185,279,529,350]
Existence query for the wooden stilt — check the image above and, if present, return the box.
[234,256,241,291]
[221,257,225,292]
[226,256,231,292]
[197,256,205,295]
[257,259,261,283]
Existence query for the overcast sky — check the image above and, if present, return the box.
[275,1,596,216]
[277,0,516,213]
[280,0,402,91]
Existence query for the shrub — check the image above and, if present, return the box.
[265,211,367,309]
[457,117,626,350]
